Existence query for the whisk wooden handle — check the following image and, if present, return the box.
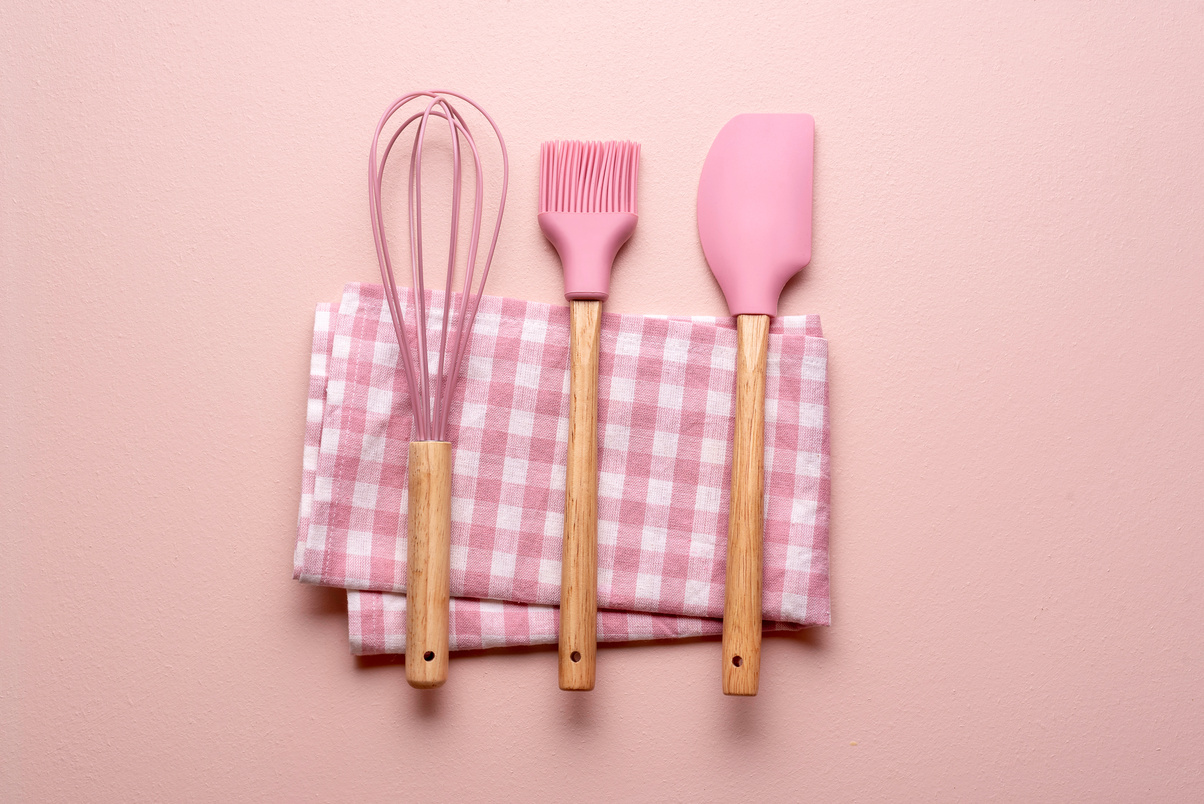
[723,314,769,696]
[406,440,451,689]
[560,300,601,691]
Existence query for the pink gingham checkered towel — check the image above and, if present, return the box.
[296,283,829,654]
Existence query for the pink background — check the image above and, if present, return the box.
[4,2,1203,800]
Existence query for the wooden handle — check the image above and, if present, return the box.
[560,299,601,691]
[723,314,769,696]
[406,440,451,689]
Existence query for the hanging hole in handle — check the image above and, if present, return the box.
[423,651,435,662]
[732,655,743,667]
[570,651,581,663]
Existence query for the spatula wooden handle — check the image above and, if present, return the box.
[560,299,601,691]
[723,314,769,696]
[406,440,451,689]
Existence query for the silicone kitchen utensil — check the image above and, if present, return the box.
[369,91,508,688]
[696,113,813,696]
[539,140,639,690]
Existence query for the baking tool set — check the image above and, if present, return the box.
[363,92,813,695]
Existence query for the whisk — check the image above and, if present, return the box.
[369,91,508,688]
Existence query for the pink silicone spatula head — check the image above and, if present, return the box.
[697,114,814,316]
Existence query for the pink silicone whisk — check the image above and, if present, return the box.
[368,91,508,688]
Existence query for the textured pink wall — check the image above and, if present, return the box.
[4,1,1203,800]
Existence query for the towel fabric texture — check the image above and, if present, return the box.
[295,284,829,654]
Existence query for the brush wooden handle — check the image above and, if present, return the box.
[723,314,769,696]
[406,440,451,689]
[560,299,601,691]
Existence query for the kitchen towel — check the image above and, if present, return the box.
[296,283,829,653]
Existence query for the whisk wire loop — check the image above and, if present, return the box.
[369,91,508,442]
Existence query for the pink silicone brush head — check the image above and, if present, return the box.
[538,140,639,301]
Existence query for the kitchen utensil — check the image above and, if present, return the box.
[539,140,640,690]
[696,113,814,695]
[368,91,508,688]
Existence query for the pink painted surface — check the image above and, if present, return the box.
[3,2,1203,801]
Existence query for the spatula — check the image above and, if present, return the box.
[696,113,814,696]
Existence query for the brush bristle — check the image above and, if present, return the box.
[539,140,640,214]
